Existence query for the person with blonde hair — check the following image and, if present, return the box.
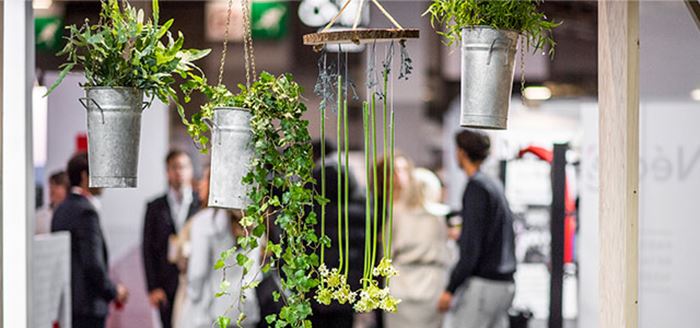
[382,154,451,328]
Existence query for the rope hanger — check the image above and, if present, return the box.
[320,0,404,33]
[217,0,257,88]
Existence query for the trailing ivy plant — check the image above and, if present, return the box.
[210,72,322,328]
[46,0,209,119]
[424,0,560,55]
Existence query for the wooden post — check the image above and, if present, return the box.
[598,1,639,328]
[2,2,34,327]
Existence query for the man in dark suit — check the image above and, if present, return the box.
[52,152,129,328]
[142,150,199,328]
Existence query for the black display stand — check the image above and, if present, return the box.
[548,143,568,328]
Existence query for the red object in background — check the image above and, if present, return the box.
[517,146,577,264]
[76,133,88,153]
[53,321,60,328]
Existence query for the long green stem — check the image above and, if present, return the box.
[370,94,379,271]
[381,68,389,252]
[343,99,350,278]
[362,102,371,288]
[387,111,396,258]
[336,74,343,272]
[320,98,326,265]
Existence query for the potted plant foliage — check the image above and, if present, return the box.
[186,72,320,328]
[46,0,209,187]
[180,75,254,210]
[425,0,559,129]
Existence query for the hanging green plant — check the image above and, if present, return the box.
[46,0,209,113]
[209,72,321,328]
[425,0,561,129]
[424,0,559,53]
[44,0,209,188]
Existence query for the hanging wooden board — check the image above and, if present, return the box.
[303,28,419,46]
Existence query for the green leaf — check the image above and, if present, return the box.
[216,316,230,328]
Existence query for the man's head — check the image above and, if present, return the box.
[67,152,103,195]
[455,129,491,175]
[48,171,70,208]
[166,149,193,190]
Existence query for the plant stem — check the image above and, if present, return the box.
[336,74,343,272]
[387,111,396,259]
[381,66,389,253]
[362,102,371,288]
[370,94,379,271]
[343,98,350,278]
[320,99,326,265]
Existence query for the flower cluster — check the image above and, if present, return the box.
[372,258,398,279]
[315,264,357,306]
[353,280,401,313]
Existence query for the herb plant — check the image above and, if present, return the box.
[47,0,210,116]
[213,72,321,328]
[424,0,560,55]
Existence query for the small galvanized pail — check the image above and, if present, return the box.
[460,26,519,130]
[205,107,254,210]
[80,87,148,188]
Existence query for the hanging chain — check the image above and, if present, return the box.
[241,0,257,87]
[217,0,234,86]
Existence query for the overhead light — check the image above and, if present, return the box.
[33,0,53,10]
[523,86,552,101]
[691,88,700,101]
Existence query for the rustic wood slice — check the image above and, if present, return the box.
[303,28,420,46]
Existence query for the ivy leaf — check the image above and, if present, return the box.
[216,316,230,328]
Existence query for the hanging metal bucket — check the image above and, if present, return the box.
[460,26,519,129]
[204,107,254,210]
[79,87,148,188]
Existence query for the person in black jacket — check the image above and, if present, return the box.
[51,152,128,328]
[438,130,516,328]
[142,150,200,328]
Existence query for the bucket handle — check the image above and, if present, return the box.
[486,37,513,66]
[202,117,222,146]
[78,97,105,124]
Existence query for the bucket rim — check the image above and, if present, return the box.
[461,25,521,37]
[83,86,143,93]
[212,106,252,113]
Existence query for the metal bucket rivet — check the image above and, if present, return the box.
[80,87,145,188]
[460,26,519,130]
[206,107,254,210]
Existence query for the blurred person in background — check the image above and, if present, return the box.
[185,207,260,328]
[36,170,70,234]
[438,130,516,328]
[51,152,129,328]
[381,156,451,328]
[143,149,200,328]
[171,165,211,328]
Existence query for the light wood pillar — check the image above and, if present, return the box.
[2,1,34,327]
[598,1,639,327]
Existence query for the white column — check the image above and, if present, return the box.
[2,1,34,327]
[598,1,639,327]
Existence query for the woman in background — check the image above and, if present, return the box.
[171,167,210,328]
[382,155,451,328]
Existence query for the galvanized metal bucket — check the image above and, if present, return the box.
[79,87,148,188]
[205,107,254,210]
[460,26,519,129]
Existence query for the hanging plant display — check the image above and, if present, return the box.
[180,0,321,327]
[304,0,418,318]
[425,0,560,129]
[45,0,209,187]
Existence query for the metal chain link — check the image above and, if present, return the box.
[218,0,234,86]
